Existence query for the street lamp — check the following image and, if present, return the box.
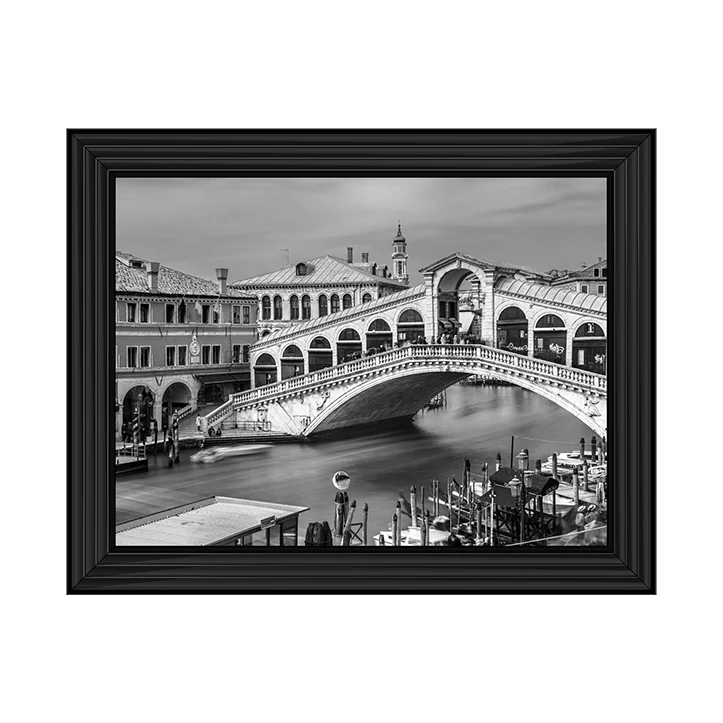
[516,448,530,472]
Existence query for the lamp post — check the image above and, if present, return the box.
[516,448,530,477]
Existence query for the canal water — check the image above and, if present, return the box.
[116,383,596,540]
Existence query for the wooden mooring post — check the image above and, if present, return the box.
[552,452,558,480]
[591,435,598,464]
[447,478,453,528]
[583,460,589,492]
[572,468,580,507]
[334,491,349,536]
[362,503,368,546]
[410,486,417,527]
[391,514,398,547]
[341,500,356,546]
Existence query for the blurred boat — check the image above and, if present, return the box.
[190,444,271,464]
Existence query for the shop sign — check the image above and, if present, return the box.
[549,343,565,355]
[507,343,528,353]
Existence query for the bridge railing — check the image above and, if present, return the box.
[202,344,606,426]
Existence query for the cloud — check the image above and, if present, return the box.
[116,177,605,283]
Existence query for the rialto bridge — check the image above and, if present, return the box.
[201,253,607,438]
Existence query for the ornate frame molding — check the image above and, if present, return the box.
[68,130,655,593]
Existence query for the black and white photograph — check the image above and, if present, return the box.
[114,177,609,548]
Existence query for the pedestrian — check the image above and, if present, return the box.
[196,414,201,432]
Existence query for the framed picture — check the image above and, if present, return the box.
[68,130,655,593]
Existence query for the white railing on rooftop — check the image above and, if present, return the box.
[202,344,606,427]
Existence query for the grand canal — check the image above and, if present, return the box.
[117,382,596,538]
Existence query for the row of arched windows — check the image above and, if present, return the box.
[496,306,606,373]
[260,292,374,322]
[252,312,426,386]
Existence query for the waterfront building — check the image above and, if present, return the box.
[115,251,258,439]
[550,257,607,297]
[229,226,410,337]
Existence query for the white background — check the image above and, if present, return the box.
[2,1,718,721]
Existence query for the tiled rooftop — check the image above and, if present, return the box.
[553,259,607,283]
[115,252,255,299]
[231,254,408,288]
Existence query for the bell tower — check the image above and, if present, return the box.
[391,222,409,284]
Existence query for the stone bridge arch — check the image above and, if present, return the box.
[303,361,606,438]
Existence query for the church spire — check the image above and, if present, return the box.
[394,221,406,242]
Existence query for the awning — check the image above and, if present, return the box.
[195,371,249,384]
[439,318,462,328]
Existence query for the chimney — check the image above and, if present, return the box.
[146,262,160,292]
[215,268,228,295]
[362,252,369,263]
[598,257,602,263]
[371,263,377,276]
[383,265,388,278]
[347,247,353,263]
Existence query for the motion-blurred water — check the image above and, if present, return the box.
[116,383,596,539]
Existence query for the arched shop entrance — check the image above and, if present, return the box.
[162,382,192,419]
[280,344,305,380]
[397,309,425,344]
[497,306,529,355]
[573,322,606,373]
[308,336,333,372]
[533,313,567,364]
[254,353,278,387]
[337,328,362,363]
[366,319,393,352]
[122,385,155,438]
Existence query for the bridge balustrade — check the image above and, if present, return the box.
[202,345,607,428]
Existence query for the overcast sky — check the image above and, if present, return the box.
[116,178,606,286]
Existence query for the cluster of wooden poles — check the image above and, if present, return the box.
[333,491,369,546]
[330,435,606,546]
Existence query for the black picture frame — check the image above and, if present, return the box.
[68,130,655,593]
